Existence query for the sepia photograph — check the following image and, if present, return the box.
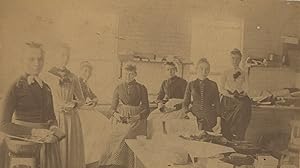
[1,0,300,168]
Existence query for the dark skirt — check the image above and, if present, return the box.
[220,96,252,140]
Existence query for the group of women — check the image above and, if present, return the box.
[0,42,252,168]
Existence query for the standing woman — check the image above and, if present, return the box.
[47,44,85,168]
[99,63,150,168]
[77,61,110,165]
[183,58,221,133]
[0,42,63,168]
[220,48,252,141]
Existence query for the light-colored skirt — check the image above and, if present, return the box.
[13,120,63,168]
[57,108,85,168]
[78,107,111,164]
[147,108,185,138]
[98,105,146,167]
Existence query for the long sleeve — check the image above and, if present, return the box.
[157,81,165,101]
[182,80,188,97]
[212,83,221,117]
[139,85,150,119]
[242,70,249,95]
[48,91,58,126]
[219,71,228,96]
[0,85,32,136]
[73,76,85,105]
[183,82,192,112]
[110,86,119,113]
[88,88,97,100]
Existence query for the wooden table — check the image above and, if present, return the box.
[125,137,235,168]
[246,105,300,144]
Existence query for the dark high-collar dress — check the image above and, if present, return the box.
[0,74,57,136]
[111,80,150,119]
[157,76,187,102]
[100,80,150,167]
[183,78,221,131]
[0,74,62,168]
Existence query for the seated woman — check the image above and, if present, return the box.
[98,63,150,168]
[76,61,110,165]
[0,42,63,168]
[183,58,221,133]
[148,62,187,120]
[220,48,252,141]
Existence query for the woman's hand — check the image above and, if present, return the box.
[127,114,141,124]
[184,112,196,119]
[212,124,221,134]
[43,135,59,143]
[31,128,59,143]
[158,103,165,111]
[212,117,222,134]
[85,100,97,107]
[50,126,65,141]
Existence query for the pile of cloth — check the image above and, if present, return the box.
[252,88,300,106]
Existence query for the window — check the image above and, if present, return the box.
[191,16,244,85]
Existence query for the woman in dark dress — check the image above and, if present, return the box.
[0,42,63,168]
[148,62,187,120]
[98,63,150,168]
[183,58,221,133]
[147,62,187,138]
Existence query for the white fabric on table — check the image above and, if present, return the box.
[79,107,111,164]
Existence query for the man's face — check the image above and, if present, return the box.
[196,62,210,80]
[124,70,137,82]
[165,65,176,78]
[23,48,44,75]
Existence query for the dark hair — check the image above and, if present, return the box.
[196,58,210,68]
[25,41,45,57]
[230,48,242,57]
[124,64,137,72]
[164,61,178,71]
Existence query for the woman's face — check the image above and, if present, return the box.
[165,65,176,78]
[123,70,137,83]
[196,62,210,80]
[57,47,70,68]
[23,48,44,75]
[80,67,92,80]
[231,54,241,67]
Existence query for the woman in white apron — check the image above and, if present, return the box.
[147,62,187,137]
[98,63,150,168]
[47,44,85,168]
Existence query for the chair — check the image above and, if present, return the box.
[5,138,41,168]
